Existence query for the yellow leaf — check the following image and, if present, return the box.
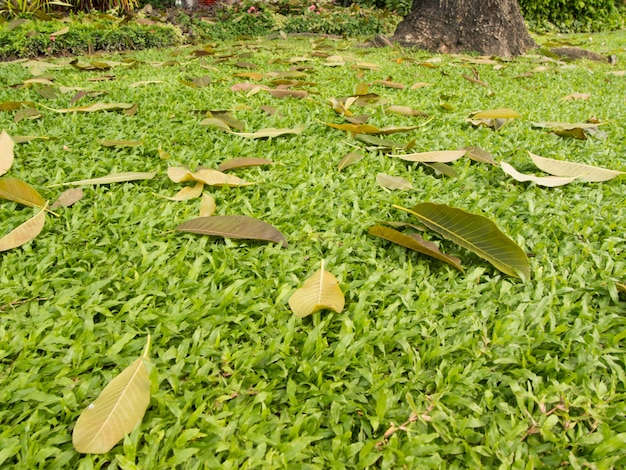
[167,167,253,187]
[0,203,47,252]
[288,261,345,318]
[72,336,152,454]
[155,182,204,201]
[0,177,45,208]
[199,193,216,217]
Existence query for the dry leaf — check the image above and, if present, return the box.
[561,92,591,101]
[232,126,304,139]
[0,204,47,252]
[389,150,466,163]
[0,130,15,176]
[386,106,428,117]
[199,193,216,217]
[57,172,156,186]
[501,162,577,187]
[217,158,274,172]
[156,182,204,201]
[0,177,46,208]
[288,260,345,318]
[376,173,413,191]
[176,215,287,247]
[51,188,84,209]
[72,336,151,454]
[167,167,253,187]
[529,153,625,182]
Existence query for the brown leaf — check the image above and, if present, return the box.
[389,150,466,163]
[369,225,463,272]
[267,89,308,99]
[51,188,84,209]
[176,215,287,247]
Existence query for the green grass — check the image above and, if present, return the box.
[1,31,625,468]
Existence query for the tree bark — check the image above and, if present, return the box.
[392,0,536,57]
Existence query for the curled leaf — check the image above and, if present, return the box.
[156,182,204,201]
[501,162,577,187]
[0,130,15,176]
[176,215,287,247]
[0,204,47,252]
[72,336,152,454]
[288,261,345,318]
[464,146,497,166]
[167,167,253,187]
[199,193,216,217]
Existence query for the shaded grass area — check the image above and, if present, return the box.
[1,32,626,468]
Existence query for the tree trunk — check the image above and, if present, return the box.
[392,0,536,57]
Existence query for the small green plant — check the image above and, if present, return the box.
[0,0,71,18]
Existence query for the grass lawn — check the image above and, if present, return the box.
[1,31,625,468]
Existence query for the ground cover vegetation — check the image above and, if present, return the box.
[1,28,626,468]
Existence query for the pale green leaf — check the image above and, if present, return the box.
[72,336,152,454]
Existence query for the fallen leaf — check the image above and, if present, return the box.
[338,152,364,171]
[217,157,274,172]
[410,82,432,89]
[501,161,577,187]
[100,140,143,148]
[14,108,41,123]
[463,146,498,165]
[167,167,253,187]
[57,172,156,186]
[288,260,345,318]
[561,92,591,101]
[156,182,204,201]
[176,215,287,247]
[51,188,84,209]
[0,177,46,208]
[267,89,308,99]
[130,80,163,88]
[0,130,15,176]
[374,80,405,89]
[52,103,136,113]
[232,126,305,139]
[423,162,458,177]
[386,106,428,117]
[471,108,520,119]
[528,153,625,182]
[394,203,530,279]
[369,225,463,272]
[73,336,152,454]
[199,193,216,217]
[0,203,47,252]
[199,117,232,132]
[389,149,466,163]
[376,173,413,191]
